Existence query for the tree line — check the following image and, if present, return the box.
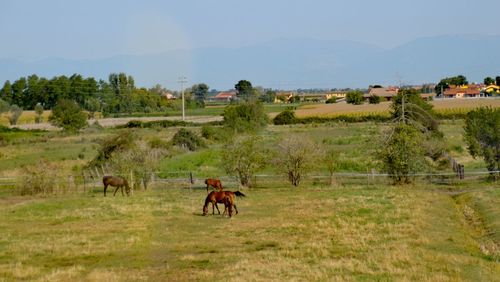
[0,73,173,115]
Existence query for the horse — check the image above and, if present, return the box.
[103,175,130,197]
[202,190,245,217]
[204,178,223,193]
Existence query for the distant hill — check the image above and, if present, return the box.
[1,35,499,89]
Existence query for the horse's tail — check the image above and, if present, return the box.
[234,191,245,198]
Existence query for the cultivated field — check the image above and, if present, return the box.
[0,120,498,281]
[293,98,500,118]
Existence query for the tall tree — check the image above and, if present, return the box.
[191,83,209,107]
[235,80,253,100]
[0,80,13,104]
[435,75,468,95]
[484,77,495,85]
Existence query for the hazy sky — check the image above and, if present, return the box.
[1,0,499,61]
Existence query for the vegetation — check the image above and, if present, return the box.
[171,128,204,151]
[273,109,298,125]
[234,80,254,101]
[34,103,44,123]
[7,104,23,125]
[464,107,500,177]
[221,135,267,187]
[435,75,468,95]
[274,135,318,187]
[346,90,364,105]
[49,99,87,131]
[368,95,381,104]
[223,101,268,132]
[325,96,337,104]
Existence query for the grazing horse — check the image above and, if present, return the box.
[202,190,245,217]
[103,176,130,197]
[204,178,223,193]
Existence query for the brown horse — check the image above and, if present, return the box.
[205,178,223,193]
[202,190,245,217]
[103,176,130,197]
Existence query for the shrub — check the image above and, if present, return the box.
[201,125,228,141]
[368,95,381,104]
[171,128,204,151]
[273,109,298,125]
[124,120,143,128]
[223,101,268,132]
[34,103,44,123]
[18,160,60,195]
[148,137,170,150]
[88,130,135,167]
[325,97,337,104]
[346,90,364,105]
[49,99,87,131]
[8,105,23,125]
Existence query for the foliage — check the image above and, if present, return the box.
[234,80,254,101]
[18,160,61,195]
[49,99,87,131]
[259,90,276,103]
[378,124,428,184]
[346,90,364,105]
[274,136,319,187]
[435,75,468,95]
[171,128,205,151]
[221,135,268,187]
[325,96,337,104]
[201,125,228,142]
[463,107,500,177]
[323,149,340,185]
[191,83,209,107]
[391,89,438,132]
[273,109,298,125]
[88,130,135,168]
[84,97,101,119]
[34,103,44,123]
[7,104,23,125]
[368,95,381,104]
[0,98,9,114]
[289,95,301,103]
[223,101,268,132]
[484,77,495,85]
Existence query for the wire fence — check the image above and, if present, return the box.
[0,169,498,196]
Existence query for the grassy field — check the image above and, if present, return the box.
[0,184,498,281]
[1,118,498,281]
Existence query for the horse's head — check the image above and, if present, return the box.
[202,204,208,216]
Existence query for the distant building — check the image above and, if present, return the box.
[364,87,399,101]
[161,92,176,100]
[208,90,237,102]
[274,92,294,103]
[483,85,500,96]
[443,84,482,98]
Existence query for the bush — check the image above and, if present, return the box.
[325,97,337,104]
[8,105,23,125]
[201,125,228,141]
[18,160,60,195]
[49,99,87,131]
[34,103,44,123]
[223,101,268,132]
[346,91,364,105]
[273,109,298,125]
[368,95,381,104]
[171,128,204,151]
[148,137,170,150]
[88,130,135,167]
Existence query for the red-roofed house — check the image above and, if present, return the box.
[212,90,237,102]
[443,84,482,98]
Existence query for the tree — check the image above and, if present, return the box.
[323,149,340,186]
[273,109,297,125]
[368,95,381,104]
[171,128,204,151]
[496,76,500,86]
[7,105,23,125]
[223,101,268,132]
[346,90,364,105]
[274,136,318,187]
[259,90,276,103]
[221,135,267,187]
[84,97,101,119]
[391,88,438,132]
[435,75,468,95]
[235,80,253,100]
[326,96,337,104]
[484,77,495,85]
[49,99,87,131]
[0,99,9,114]
[34,103,44,123]
[378,124,427,184]
[191,83,209,108]
[0,80,13,104]
[463,107,499,178]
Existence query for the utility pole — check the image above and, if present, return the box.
[179,76,187,121]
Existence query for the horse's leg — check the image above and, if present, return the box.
[104,184,108,197]
[215,203,221,214]
[121,185,124,196]
[233,204,238,215]
[113,186,120,196]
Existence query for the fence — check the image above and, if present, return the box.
[0,169,497,196]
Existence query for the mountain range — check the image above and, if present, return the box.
[0,35,499,90]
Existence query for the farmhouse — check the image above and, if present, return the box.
[274,92,294,103]
[483,84,500,95]
[443,84,482,98]
[364,87,399,101]
[208,90,237,102]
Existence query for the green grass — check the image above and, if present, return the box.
[0,185,498,281]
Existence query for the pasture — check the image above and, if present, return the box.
[0,116,499,280]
